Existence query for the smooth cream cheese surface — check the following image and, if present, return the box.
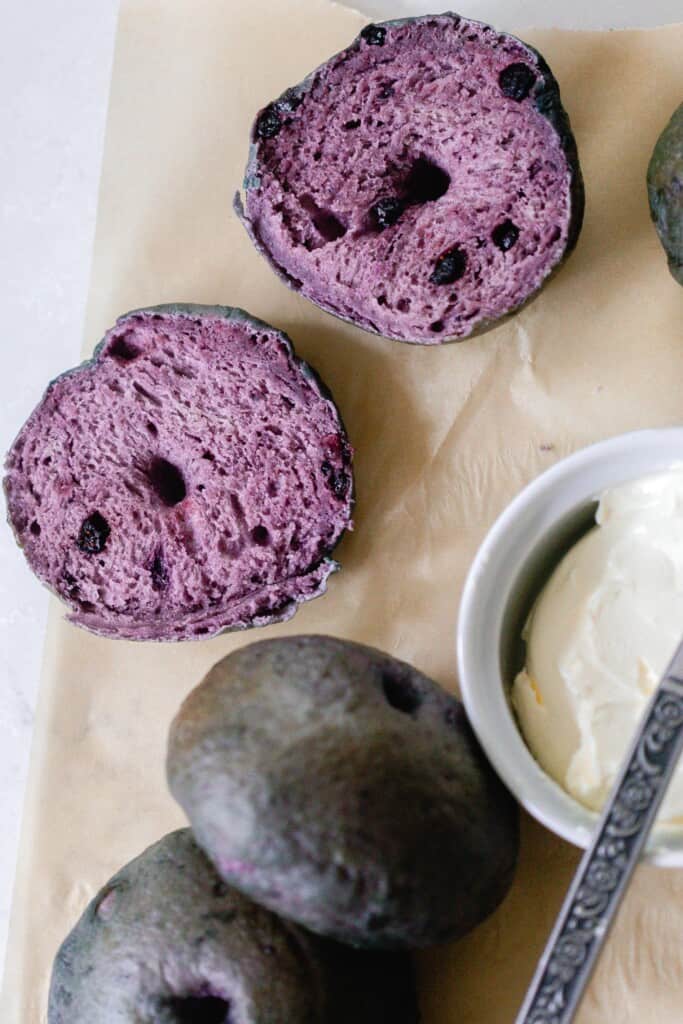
[513,467,683,824]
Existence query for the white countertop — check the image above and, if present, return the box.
[1,0,680,984]
[0,0,119,974]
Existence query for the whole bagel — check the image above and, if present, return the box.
[648,102,683,284]
[48,829,418,1023]
[167,636,519,949]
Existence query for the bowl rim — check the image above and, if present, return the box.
[457,426,683,867]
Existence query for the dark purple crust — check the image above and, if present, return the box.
[4,304,354,641]
[235,12,584,345]
[168,636,519,949]
[48,829,419,1024]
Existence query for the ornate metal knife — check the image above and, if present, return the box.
[515,640,683,1024]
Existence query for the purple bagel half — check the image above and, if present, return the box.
[235,12,584,345]
[4,304,354,641]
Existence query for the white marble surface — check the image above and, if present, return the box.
[1,0,681,989]
[0,0,119,975]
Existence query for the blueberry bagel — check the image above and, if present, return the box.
[647,101,683,284]
[4,305,353,640]
[168,636,519,949]
[236,13,583,344]
[48,829,419,1024]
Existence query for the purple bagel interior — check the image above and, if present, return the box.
[4,306,353,640]
[238,14,583,344]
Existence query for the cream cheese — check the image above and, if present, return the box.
[512,467,683,824]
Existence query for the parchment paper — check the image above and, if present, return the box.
[2,2,683,1020]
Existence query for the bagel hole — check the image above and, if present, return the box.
[405,157,450,204]
[165,995,231,1024]
[382,673,421,714]
[147,457,186,506]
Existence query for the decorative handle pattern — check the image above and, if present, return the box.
[516,648,683,1024]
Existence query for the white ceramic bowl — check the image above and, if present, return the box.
[457,427,683,867]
